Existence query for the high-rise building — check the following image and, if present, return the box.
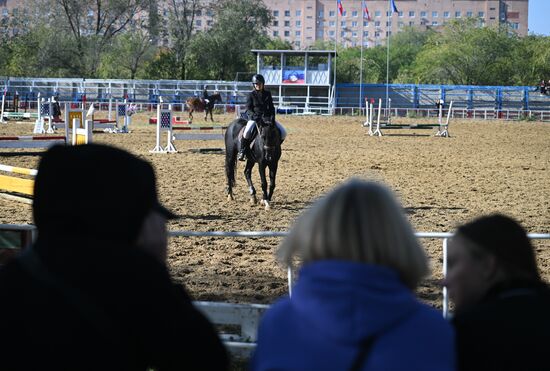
[261,0,529,48]
[1,0,529,49]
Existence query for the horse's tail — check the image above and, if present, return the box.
[225,119,244,189]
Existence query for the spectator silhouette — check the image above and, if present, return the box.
[251,179,455,371]
[0,144,228,371]
[444,214,550,371]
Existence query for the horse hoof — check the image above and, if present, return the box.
[262,200,271,210]
[227,194,234,201]
[250,195,257,204]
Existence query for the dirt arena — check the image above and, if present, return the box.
[1,112,549,308]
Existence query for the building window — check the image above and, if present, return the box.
[284,10,290,17]
[363,21,369,27]
[284,30,290,37]
[273,20,278,26]
[398,21,404,28]
[432,21,438,26]
[195,10,201,16]
[295,41,300,47]
[329,30,335,36]
[341,20,346,27]
[409,21,415,26]
[341,31,346,37]
[420,11,427,17]
[318,21,324,26]
[375,21,380,27]
[207,20,213,26]
[363,30,368,36]
[296,10,301,17]
[351,21,358,27]
[318,10,324,18]
[284,20,290,27]
[329,20,335,27]
[296,20,301,27]
[432,11,438,18]
[409,11,415,17]
[273,10,279,17]
[510,22,519,29]
[273,31,279,37]
[375,31,380,37]
[317,30,324,37]
[444,11,450,18]
[352,10,358,17]
[386,21,391,27]
[296,30,301,36]
[375,10,381,17]
[478,11,485,18]
[466,11,473,17]
[398,11,403,17]
[342,10,347,17]
[455,11,461,18]
[352,31,357,38]
[195,20,201,26]
[329,10,335,17]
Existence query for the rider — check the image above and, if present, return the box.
[237,74,287,161]
[202,86,210,104]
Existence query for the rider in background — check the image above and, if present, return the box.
[238,74,287,161]
[202,86,210,104]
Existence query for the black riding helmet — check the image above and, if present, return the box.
[252,74,265,85]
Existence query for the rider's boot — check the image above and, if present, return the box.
[238,137,250,161]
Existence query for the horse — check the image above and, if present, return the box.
[224,117,282,210]
[185,93,222,122]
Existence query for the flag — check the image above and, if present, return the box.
[363,0,371,20]
[337,0,344,16]
[390,0,398,13]
[86,103,95,118]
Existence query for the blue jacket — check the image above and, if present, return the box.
[251,261,455,371]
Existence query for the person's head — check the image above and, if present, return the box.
[277,179,429,289]
[33,144,176,260]
[252,74,265,90]
[444,214,539,313]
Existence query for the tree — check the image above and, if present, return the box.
[186,0,273,80]
[47,0,148,76]
[165,0,200,80]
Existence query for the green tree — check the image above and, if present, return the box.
[186,0,272,80]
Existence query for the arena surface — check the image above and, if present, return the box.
[0,112,549,307]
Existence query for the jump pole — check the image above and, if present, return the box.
[435,101,453,138]
[368,98,382,137]
[0,164,37,196]
[0,88,6,124]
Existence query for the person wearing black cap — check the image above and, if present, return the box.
[444,213,550,371]
[0,144,228,371]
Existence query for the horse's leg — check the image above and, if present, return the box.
[204,107,208,121]
[267,161,278,202]
[244,160,257,204]
[258,162,270,210]
[189,108,194,123]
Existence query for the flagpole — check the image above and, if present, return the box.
[386,0,390,111]
[333,4,339,111]
[359,15,364,111]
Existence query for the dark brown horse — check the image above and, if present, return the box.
[185,93,222,122]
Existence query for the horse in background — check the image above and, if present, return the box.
[185,93,222,122]
[224,117,282,210]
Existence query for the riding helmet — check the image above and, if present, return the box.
[252,74,265,85]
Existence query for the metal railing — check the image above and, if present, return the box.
[1,224,549,318]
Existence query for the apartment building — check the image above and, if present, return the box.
[264,0,529,48]
[1,0,529,49]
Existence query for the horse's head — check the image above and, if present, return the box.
[212,93,222,103]
[259,118,280,162]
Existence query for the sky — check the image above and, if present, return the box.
[528,0,549,36]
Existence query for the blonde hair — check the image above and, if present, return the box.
[277,179,429,289]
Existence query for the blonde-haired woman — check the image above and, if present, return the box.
[251,179,455,371]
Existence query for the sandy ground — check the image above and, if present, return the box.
[0,111,549,308]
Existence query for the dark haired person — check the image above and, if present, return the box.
[0,144,228,371]
[444,214,550,371]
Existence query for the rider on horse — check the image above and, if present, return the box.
[202,86,210,104]
[237,74,287,161]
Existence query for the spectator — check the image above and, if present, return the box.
[0,144,228,371]
[52,95,62,120]
[444,214,550,371]
[252,179,455,371]
[540,79,546,95]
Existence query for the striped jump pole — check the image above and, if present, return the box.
[0,164,37,196]
[0,135,66,149]
[172,125,227,141]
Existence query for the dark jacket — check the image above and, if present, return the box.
[251,261,455,371]
[452,280,550,371]
[0,238,229,371]
[246,89,275,123]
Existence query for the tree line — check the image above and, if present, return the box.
[0,1,548,86]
